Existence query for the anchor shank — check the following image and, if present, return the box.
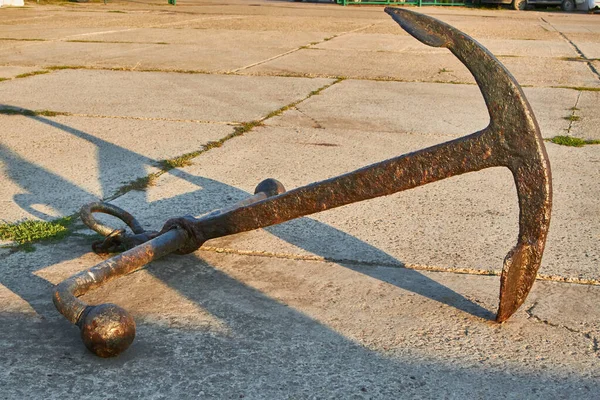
[197,131,497,242]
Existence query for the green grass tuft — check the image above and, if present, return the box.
[548,136,600,147]
[0,37,46,42]
[14,70,50,79]
[36,110,64,117]
[159,121,267,172]
[563,115,580,122]
[46,65,86,71]
[160,155,196,170]
[116,174,159,195]
[0,216,74,245]
[0,108,68,117]
[559,56,588,62]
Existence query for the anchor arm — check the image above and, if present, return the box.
[386,9,552,322]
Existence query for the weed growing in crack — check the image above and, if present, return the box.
[548,136,600,147]
[116,174,159,195]
[15,70,50,79]
[0,216,75,249]
[0,108,68,117]
[563,115,580,122]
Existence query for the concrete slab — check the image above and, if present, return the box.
[0,282,37,317]
[178,15,379,33]
[571,90,600,141]
[247,48,476,83]
[479,38,579,58]
[0,40,310,73]
[1,2,599,397]
[0,65,39,79]
[0,9,209,29]
[108,123,599,282]
[571,41,600,60]
[0,26,107,40]
[266,80,578,139]
[483,57,598,88]
[362,14,562,40]
[0,239,599,398]
[544,21,600,34]
[0,115,232,222]
[0,70,333,121]
[246,47,600,87]
[564,32,600,43]
[315,34,577,58]
[74,28,331,47]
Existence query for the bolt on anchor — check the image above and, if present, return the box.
[53,8,552,357]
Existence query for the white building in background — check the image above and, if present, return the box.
[0,0,25,6]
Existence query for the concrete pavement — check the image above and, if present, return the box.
[0,1,599,398]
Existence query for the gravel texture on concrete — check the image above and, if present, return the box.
[1,239,599,398]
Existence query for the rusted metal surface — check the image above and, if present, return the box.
[53,9,551,357]
[53,179,286,357]
[80,202,161,254]
[53,228,188,357]
[384,8,552,322]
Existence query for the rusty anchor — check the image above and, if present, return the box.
[53,8,552,357]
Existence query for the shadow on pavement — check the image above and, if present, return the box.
[1,108,494,321]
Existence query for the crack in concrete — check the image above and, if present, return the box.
[198,246,600,287]
[293,106,324,129]
[98,77,344,201]
[229,22,378,74]
[57,113,242,125]
[565,91,582,135]
[6,63,598,90]
[526,301,599,355]
[229,47,309,74]
[541,17,600,81]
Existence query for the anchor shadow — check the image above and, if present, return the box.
[145,168,496,321]
[0,106,493,323]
